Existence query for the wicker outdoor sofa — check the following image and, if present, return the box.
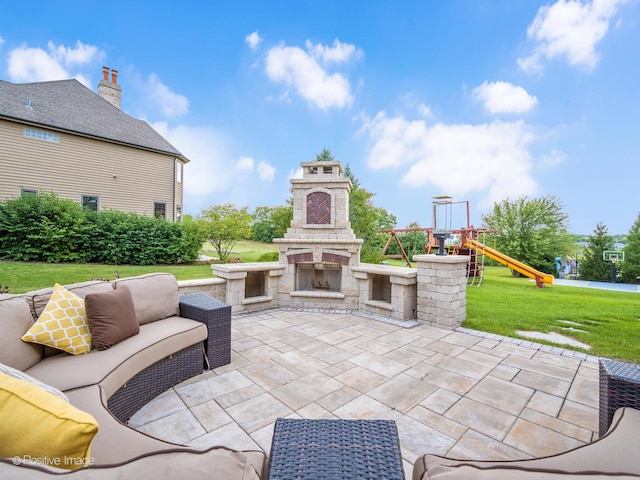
[0,273,266,478]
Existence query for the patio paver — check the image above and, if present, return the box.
[129,309,600,479]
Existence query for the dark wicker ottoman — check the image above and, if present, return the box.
[267,418,405,480]
[179,294,231,369]
[599,359,640,436]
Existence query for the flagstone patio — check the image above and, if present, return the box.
[128,309,600,478]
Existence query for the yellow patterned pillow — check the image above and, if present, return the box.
[22,284,92,355]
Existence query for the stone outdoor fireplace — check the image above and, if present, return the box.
[274,161,363,309]
[210,159,467,327]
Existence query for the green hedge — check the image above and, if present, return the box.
[0,193,203,265]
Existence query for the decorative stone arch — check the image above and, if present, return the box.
[304,188,334,228]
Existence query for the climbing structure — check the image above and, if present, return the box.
[380,197,554,288]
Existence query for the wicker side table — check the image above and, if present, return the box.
[267,418,405,480]
[599,359,640,436]
[179,294,231,369]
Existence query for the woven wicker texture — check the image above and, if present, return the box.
[268,418,404,480]
[179,294,231,369]
[599,359,640,436]
[108,343,202,422]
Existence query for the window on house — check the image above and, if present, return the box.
[175,160,183,183]
[176,205,182,221]
[24,128,59,143]
[20,189,38,197]
[154,202,167,219]
[81,195,99,212]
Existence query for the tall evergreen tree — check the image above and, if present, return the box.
[621,213,640,283]
[315,148,335,162]
[579,222,615,281]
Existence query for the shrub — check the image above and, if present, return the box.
[0,194,204,265]
[86,210,203,265]
[257,251,279,262]
[0,193,89,262]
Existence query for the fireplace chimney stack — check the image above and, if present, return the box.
[98,66,122,109]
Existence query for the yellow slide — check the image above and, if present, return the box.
[465,239,554,287]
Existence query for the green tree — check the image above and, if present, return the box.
[271,205,293,238]
[198,203,252,262]
[342,163,397,263]
[315,148,335,162]
[251,205,293,242]
[482,195,573,275]
[579,222,615,281]
[251,206,277,243]
[400,222,428,258]
[621,214,640,283]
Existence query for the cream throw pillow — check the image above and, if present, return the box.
[21,283,92,355]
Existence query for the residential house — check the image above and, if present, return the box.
[0,67,188,220]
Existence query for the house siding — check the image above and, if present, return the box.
[0,119,183,220]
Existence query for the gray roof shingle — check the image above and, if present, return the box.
[0,79,188,161]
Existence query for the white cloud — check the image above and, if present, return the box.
[473,81,539,114]
[518,0,626,73]
[539,149,567,168]
[257,161,276,181]
[245,31,262,49]
[417,103,433,119]
[0,36,5,47]
[48,40,101,66]
[7,40,103,86]
[305,39,363,64]
[264,39,361,110]
[288,168,304,180]
[361,112,538,205]
[237,156,254,170]
[151,122,233,204]
[146,73,190,117]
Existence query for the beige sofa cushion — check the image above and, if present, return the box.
[0,296,42,370]
[114,273,179,325]
[25,317,207,396]
[0,362,68,402]
[413,408,640,479]
[1,448,263,479]
[26,280,114,321]
[420,464,640,479]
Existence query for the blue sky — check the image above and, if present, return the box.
[1,0,638,234]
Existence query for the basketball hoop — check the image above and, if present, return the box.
[603,251,624,284]
[603,251,624,263]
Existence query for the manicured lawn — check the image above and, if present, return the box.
[201,240,278,263]
[466,266,640,362]
[0,240,279,293]
[0,262,214,293]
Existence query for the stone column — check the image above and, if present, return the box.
[413,254,469,329]
[210,266,247,313]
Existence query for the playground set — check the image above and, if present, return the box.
[380,196,555,288]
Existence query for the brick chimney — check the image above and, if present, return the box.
[97,66,122,109]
